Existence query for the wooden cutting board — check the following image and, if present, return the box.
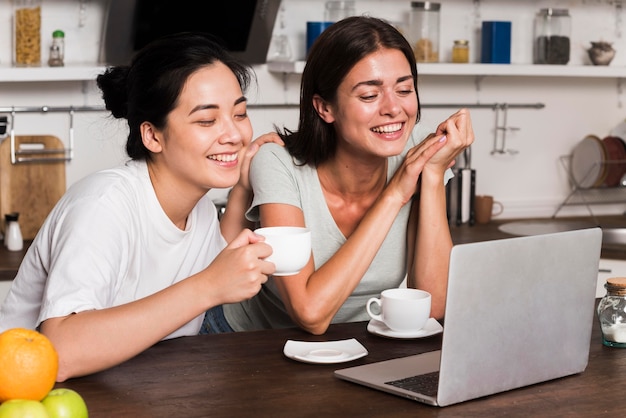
[0,135,66,239]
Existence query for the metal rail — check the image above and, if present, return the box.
[0,101,545,164]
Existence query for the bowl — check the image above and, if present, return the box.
[588,41,616,66]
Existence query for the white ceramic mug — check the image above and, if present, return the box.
[366,288,431,332]
[254,226,311,276]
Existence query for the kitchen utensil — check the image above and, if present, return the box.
[0,135,66,239]
[601,136,626,187]
[570,135,606,188]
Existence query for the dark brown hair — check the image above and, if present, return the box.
[279,16,420,166]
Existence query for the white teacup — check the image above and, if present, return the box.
[366,288,431,332]
[254,226,311,276]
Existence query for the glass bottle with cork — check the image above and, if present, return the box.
[597,277,626,348]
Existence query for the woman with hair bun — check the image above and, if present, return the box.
[0,32,282,380]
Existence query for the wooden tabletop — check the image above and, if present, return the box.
[56,313,623,417]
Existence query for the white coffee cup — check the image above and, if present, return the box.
[366,288,431,332]
[254,226,311,276]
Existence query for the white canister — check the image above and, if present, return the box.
[5,212,23,251]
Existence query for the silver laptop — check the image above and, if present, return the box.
[335,228,602,407]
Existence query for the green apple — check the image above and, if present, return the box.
[0,399,49,418]
[41,389,88,418]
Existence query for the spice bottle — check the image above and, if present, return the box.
[12,0,42,67]
[533,8,571,65]
[408,2,441,63]
[5,212,23,252]
[48,30,65,67]
[452,39,469,63]
[597,277,626,348]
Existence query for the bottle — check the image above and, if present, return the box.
[597,277,626,348]
[48,30,65,67]
[452,39,469,63]
[324,1,356,23]
[533,8,571,65]
[5,212,23,252]
[407,2,441,63]
[12,0,42,67]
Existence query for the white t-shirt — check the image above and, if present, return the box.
[0,160,225,339]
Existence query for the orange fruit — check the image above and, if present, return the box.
[0,328,59,402]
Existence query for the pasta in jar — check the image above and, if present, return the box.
[13,1,41,66]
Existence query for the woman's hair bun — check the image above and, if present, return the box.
[96,66,130,119]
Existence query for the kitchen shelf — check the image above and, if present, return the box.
[0,64,108,82]
[1,62,624,81]
[267,61,626,78]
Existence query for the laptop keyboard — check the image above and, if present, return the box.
[385,371,440,397]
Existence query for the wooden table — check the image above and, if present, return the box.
[57,313,623,418]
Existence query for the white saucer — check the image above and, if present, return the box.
[283,338,368,364]
[367,318,443,339]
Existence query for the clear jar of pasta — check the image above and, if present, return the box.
[13,0,42,67]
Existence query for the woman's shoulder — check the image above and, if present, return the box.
[69,160,147,193]
[252,142,306,174]
[255,142,291,160]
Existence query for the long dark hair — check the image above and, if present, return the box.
[96,32,253,160]
[279,16,420,166]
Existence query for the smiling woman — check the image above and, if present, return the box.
[0,32,282,381]
[210,16,475,336]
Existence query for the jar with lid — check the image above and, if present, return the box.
[324,1,356,23]
[533,8,571,65]
[597,277,626,348]
[48,30,65,67]
[452,39,469,63]
[407,2,441,63]
[4,212,23,252]
[12,0,42,67]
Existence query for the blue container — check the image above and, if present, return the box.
[481,21,511,64]
[306,21,334,55]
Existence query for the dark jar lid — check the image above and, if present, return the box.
[411,2,441,11]
[4,212,19,222]
[538,8,570,17]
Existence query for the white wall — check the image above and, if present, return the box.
[1,0,625,218]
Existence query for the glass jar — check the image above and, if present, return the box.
[12,0,42,67]
[452,39,469,63]
[597,277,626,348]
[533,8,571,65]
[48,30,65,67]
[324,1,356,23]
[408,1,441,63]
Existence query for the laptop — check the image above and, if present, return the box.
[335,228,602,407]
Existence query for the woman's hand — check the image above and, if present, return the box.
[425,108,475,173]
[204,229,275,304]
[237,133,284,191]
[385,133,449,205]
